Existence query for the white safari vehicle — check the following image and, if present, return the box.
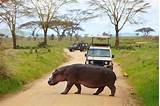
[85,36,114,69]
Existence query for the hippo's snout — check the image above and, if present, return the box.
[48,80,52,85]
[48,80,58,85]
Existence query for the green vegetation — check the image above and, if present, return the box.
[112,37,159,106]
[0,38,72,96]
[0,36,159,106]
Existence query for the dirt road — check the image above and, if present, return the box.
[0,50,140,106]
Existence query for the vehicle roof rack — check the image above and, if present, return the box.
[91,43,111,47]
[90,36,111,47]
[90,36,111,39]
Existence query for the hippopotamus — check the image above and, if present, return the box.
[48,64,116,96]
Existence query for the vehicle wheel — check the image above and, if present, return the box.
[69,49,74,52]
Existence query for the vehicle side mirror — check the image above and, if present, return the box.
[112,55,114,58]
[85,53,87,57]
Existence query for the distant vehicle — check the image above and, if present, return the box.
[68,42,89,52]
[85,36,114,69]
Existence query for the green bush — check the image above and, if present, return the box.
[0,60,11,79]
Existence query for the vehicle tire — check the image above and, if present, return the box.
[69,49,74,52]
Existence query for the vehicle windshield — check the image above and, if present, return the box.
[73,44,77,47]
[87,49,111,57]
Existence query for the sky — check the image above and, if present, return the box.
[64,0,159,36]
[0,0,159,36]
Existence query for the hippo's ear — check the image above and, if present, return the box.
[55,69,58,72]
[52,69,59,75]
[56,68,64,75]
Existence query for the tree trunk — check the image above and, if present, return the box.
[33,37,36,41]
[62,30,66,38]
[69,34,72,41]
[58,35,63,41]
[11,29,17,49]
[75,34,79,41]
[43,29,48,45]
[115,26,119,48]
[32,28,36,41]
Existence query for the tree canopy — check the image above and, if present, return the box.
[19,19,79,40]
[135,27,155,36]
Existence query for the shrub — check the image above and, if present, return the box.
[37,42,48,48]
[118,44,135,50]
[16,45,36,49]
[37,42,53,48]
[0,60,11,79]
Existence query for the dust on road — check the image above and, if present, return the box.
[0,49,140,106]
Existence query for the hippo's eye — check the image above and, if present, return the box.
[55,69,58,72]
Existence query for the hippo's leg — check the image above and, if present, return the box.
[107,85,116,96]
[74,84,81,94]
[61,82,73,94]
[93,86,105,95]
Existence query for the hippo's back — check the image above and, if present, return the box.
[70,64,108,75]
[71,64,112,73]
[66,64,116,88]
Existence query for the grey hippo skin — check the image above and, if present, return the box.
[48,64,117,96]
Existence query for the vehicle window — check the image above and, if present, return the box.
[87,49,110,57]
[77,44,81,46]
[73,44,77,47]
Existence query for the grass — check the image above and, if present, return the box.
[0,38,72,96]
[0,36,159,106]
[112,37,159,106]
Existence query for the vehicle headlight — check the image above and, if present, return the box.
[105,61,109,65]
[89,60,94,64]
[105,61,112,65]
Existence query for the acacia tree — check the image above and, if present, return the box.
[135,27,155,36]
[89,0,150,48]
[19,21,40,40]
[0,0,31,49]
[31,0,75,45]
[19,19,76,40]
[50,20,76,40]
[62,9,97,39]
